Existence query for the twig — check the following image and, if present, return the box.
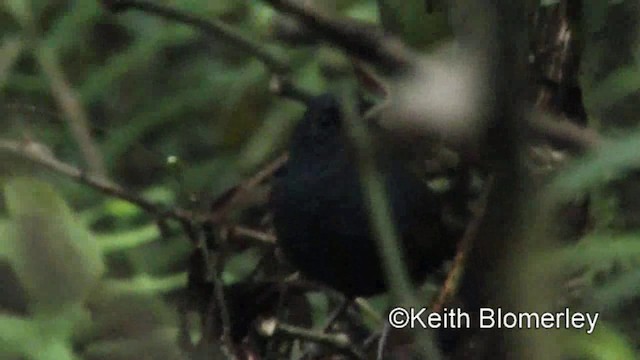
[0,139,198,222]
[0,138,292,234]
[321,298,351,333]
[430,176,494,313]
[354,297,383,325]
[260,0,416,74]
[209,153,288,223]
[100,0,290,74]
[376,321,391,360]
[228,225,277,245]
[17,3,106,178]
[34,44,107,178]
[291,297,353,359]
[267,321,366,360]
[526,109,600,153]
[201,229,234,350]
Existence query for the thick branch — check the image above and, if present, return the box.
[100,0,290,73]
[261,0,416,74]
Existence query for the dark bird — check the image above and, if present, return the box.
[271,94,457,297]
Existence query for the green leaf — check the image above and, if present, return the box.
[3,177,104,315]
[103,198,141,219]
[581,0,610,36]
[588,268,640,312]
[566,324,637,360]
[0,313,36,357]
[78,28,194,105]
[3,0,30,27]
[0,35,23,90]
[222,248,262,284]
[100,85,217,168]
[102,273,187,295]
[584,66,640,113]
[377,0,452,49]
[238,100,301,170]
[96,224,160,254]
[544,131,640,204]
[0,218,10,259]
[542,234,640,273]
[44,0,100,56]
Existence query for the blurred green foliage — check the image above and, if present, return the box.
[1,0,640,359]
[0,1,391,358]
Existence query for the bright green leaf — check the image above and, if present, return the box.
[96,224,160,254]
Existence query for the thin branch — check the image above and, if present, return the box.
[202,231,234,350]
[209,153,288,223]
[0,139,198,222]
[376,321,391,360]
[430,176,494,313]
[320,299,351,333]
[526,109,600,153]
[263,321,366,360]
[34,44,107,178]
[354,297,383,325]
[100,0,290,74]
[228,225,277,245]
[17,3,106,178]
[294,298,352,359]
[0,138,293,236]
[260,0,416,74]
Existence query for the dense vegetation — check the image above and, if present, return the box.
[1,0,640,359]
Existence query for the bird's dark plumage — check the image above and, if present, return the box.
[271,94,455,297]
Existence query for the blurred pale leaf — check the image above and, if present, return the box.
[3,177,105,314]
[0,35,23,89]
[86,292,177,340]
